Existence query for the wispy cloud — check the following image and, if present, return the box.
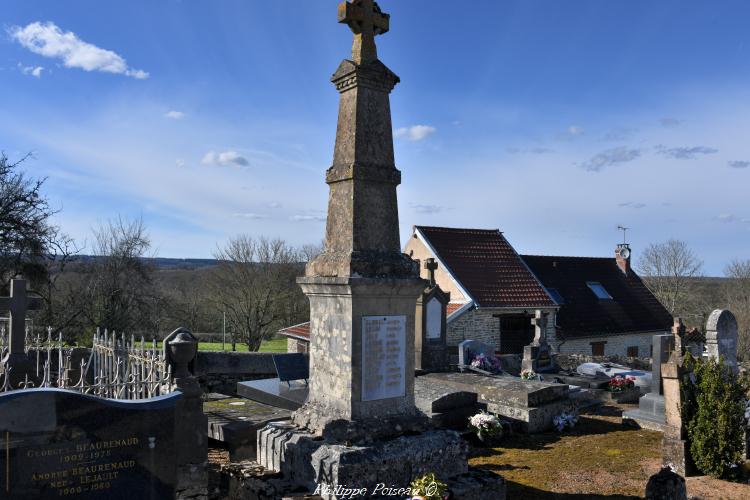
[18,64,43,78]
[411,204,447,214]
[175,159,185,168]
[656,145,719,159]
[232,213,268,220]
[202,150,250,167]
[290,214,325,222]
[580,147,641,172]
[715,213,738,223]
[557,125,584,140]
[164,111,185,120]
[506,146,553,155]
[394,125,436,142]
[729,160,749,169]
[618,202,646,209]
[9,21,148,79]
[602,128,637,142]
[659,117,682,128]
[267,201,283,209]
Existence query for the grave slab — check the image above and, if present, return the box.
[205,398,291,461]
[237,378,308,411]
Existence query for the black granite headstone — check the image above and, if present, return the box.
[0,388,180,500]
[272,353,309,383]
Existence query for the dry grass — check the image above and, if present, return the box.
[468,404,750,499]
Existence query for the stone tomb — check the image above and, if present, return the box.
[422,372,572,433]
[458,339,495,370]
[414,258,450,372]
[237,354,310,411]
[0,388,179,499]
[414,375,478,430]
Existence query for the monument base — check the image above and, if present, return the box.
[257,422,472,499]
[662,435,696,477]
[622,393,666,432]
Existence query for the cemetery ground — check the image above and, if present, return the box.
[467,402,750,499]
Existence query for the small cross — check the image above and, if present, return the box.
[530,310,548,345]
[338,0,390,65]
[0,279,43,357]
[424,258,439,287]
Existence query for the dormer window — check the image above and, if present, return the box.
[587,282,612,300]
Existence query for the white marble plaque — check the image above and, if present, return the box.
[425,298,442,340]
[361,316,406,402]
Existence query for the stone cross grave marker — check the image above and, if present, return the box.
[0,279,43,381]
[522,310,555,373]
[705,309,738,374]
[424,258,439,287]
[338,0,390,64]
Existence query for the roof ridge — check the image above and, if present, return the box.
[415,225,501,233]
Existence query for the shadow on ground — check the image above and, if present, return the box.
[504,481,641,500]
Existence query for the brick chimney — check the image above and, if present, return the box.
[615,243,631,274]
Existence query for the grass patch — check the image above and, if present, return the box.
[155,337,287,353]
[469,406,662,499]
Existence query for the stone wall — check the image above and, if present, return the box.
[556,331,666,358]
[447,308,557,351]
[285,338,309,354]
[194,352,288,395]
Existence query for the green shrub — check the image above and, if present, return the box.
[682,355,747,479]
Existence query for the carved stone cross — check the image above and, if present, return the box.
[0,279,43,357]
[530,310,548,346]
[424,258,439,287]
[338,0,390,64]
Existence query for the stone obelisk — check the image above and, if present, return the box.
[294,0,426,438]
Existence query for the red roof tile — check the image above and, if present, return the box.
[417,226,556,308]
[277,322,310,341]
[446,303,466,316]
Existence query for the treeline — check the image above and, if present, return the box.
[637,239,750,360]
[1,152,317,351]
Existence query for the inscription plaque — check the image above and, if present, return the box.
[0,388,179,500]
[361,316,406,402]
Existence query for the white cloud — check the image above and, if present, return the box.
[201,150,250,167]
[729,160,749,169]
[164,111,185,120]
[232,213,268,220]
[411,204,447,214]
[290,214,326,222]
[394,125,436,142]
[268,202,283,209]
[9,21,148,79]
[19,64,44,78]
[655,145,719,160]
[175,159,185,168]
[558,125,585,140]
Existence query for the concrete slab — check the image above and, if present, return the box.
[421,372,569,407]
[237,378,308,411]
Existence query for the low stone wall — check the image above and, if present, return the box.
[195,352,306,395]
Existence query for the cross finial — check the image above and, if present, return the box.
[424,258,439,287]
[338,0,390,65]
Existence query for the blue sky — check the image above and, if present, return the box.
[1,0,748,275]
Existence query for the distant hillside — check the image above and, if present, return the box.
[70,255,220,270]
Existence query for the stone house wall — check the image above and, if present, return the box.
[447,308,558,351]
[555,330,668,358]
[286,338,309,354]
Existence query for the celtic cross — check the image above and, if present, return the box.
[338,0,390,64]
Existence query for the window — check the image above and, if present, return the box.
[627,346,639,357]
[547,288,565,304]
[591,341,606,356]
[586,282,612,300]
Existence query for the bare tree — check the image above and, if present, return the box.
[637,239,703,316]
[724,258,750,360]
[211,236,305,351]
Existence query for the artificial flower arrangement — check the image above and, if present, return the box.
[468,410,504,443]
[470,352,503,374]
[607,374,636,393]
[520,369,543,381]
[553,409,579,432]
[409,472,449,500]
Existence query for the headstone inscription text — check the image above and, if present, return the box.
[361,316,406,402]
[0,389,179,500]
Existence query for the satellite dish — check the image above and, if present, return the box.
[620,247,631,260]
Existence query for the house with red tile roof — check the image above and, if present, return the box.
[404,226,673,357]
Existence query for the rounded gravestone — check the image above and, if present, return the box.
[645,467,687,500]
[705,309,738,373]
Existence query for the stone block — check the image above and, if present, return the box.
[414,376,477,413]
[486,399,573,433]
[422,372,569,407]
